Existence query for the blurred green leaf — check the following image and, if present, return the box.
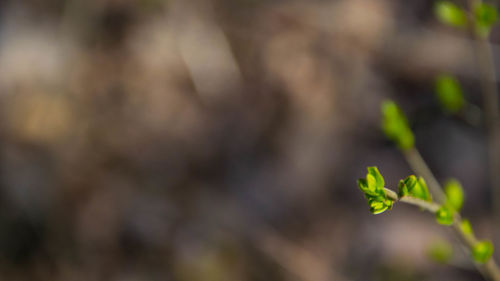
[435,206,454,225]
[444,178,464,211]
[381,100,415,151]
[472,240,494,263]
[427,239,453,264]
[434,75,465,114]
[434,1,468,28]
[460,219,474,235]
[474,3,498,37]
[398,175,432,202]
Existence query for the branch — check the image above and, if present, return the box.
[403,148,447,204]
[384,187,500,280]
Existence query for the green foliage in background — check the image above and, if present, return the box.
[398,175,432,201]
[358,167,394,214]
[474,2,498,37]
[434,1,467,28]
[434,75,465,114]
[434,1,498,37]
[473,240,494,263]
[443,179,464,211]
[427,240,453,264]
[381,100,414,151]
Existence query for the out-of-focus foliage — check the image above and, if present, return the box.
[381,100,414,151]
[472,240,494,263]
[443,178,464,212]
[434,75,465,114]
[435,206,454,225]
[427,239,453,264]
[474,2,498,37]
[460,219,474,235]
[434,1,468,28]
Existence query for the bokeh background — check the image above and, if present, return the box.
[0,0,497,280]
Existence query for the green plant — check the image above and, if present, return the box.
[358,99,500,279]
[357,2,500,279]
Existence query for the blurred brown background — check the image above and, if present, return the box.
[0,0,496,280]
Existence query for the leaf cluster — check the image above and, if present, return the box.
[398,175,432,201]
[358,167,394,214]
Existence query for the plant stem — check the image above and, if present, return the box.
[384,188,441,212]
[466,0,500,256]
[475,30,500,253]
[403,148,447,203]
[383,186,500,280]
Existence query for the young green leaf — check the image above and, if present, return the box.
[427,239,453,264]
[398,175,432,202]
[460,219,474,235]
[368,197,393,214]
[434,75,465,114]
[474,3,498,37]
[381,100,415,151]
[435,206,454,225]
[367,166,385,190]
[472,240,494,263]
[444,178,464,211]
[358,167,394,215]
[434,1,468,28]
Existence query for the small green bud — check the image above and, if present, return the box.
[435,75,465,114]
[444,179,464,212]
[398,179,409,197]
[460,219,474,235]
[398,175,432,202]
[381,100,415,151]
[435,206,454,225]
[472,240,494,263]
[474,3,498,37]
[427,240,453,264]
[434,1,468,28]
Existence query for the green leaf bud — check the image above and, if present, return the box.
[472,240,494,263]
[398,175,432,202]
[460,219,474,236]
[434,1,468,28]
[474,3,498,37]
[398,179,409,197]
[435,206,454,225]
[435,75,465,114]
[381,100,415,151]
[444,178,464,212]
